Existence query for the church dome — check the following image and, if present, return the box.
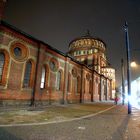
[68,31,106,54]
[68,31,107,72]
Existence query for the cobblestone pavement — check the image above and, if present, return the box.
[0,104,140,140]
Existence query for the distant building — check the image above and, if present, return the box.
[0,0,115,105]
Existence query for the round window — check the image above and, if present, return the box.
[14,47,22,57]
[10,42,29,62]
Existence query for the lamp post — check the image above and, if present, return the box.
[124,21,131,114]
[121,59,125,105]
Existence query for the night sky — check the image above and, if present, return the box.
[4,0,140,87]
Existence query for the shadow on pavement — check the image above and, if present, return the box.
[112,113,130,140]
[0,128,23,140]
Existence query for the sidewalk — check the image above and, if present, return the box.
[0,102,114,125]
[101,104,140,140]
[124,106,140,140]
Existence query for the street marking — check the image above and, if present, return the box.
[0,105,116,127]
[78,126,85,130]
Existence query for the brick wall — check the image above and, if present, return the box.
[0,23,112,106]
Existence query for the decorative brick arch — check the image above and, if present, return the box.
[23,59,35,88]
[0,49,10,86]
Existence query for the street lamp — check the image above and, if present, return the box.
[131,61,137,68]
[130,61,140,82]
[124,21,131,114]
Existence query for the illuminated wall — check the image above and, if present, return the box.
[125,77,140,108]
[101,67,116,98]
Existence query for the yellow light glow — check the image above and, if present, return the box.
[131,61,137,67]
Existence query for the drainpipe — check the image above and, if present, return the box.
[80,66,83,103]
[30,43,40,106]
[62,57,68,104]
[91,70,94,102]
[106,78,108,100]
[99,75,102,101]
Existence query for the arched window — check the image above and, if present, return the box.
[67,72,71,92]
[40,66,46,89]
[56,71,61,90]
[0,53,5,81]
[23,61,32,88]
[77,76,81,93]
[104,80,107,95]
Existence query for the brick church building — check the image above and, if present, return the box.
[0,0,115,106]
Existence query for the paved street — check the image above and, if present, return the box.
[0,104,140,140]
[0,103,113,125]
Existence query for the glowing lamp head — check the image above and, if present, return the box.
[131,61,137,67]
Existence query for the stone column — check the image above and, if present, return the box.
[110,79,112,99]
[91,71,94,102]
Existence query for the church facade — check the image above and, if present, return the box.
[0,21,115,106]
[0,0,115,106]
